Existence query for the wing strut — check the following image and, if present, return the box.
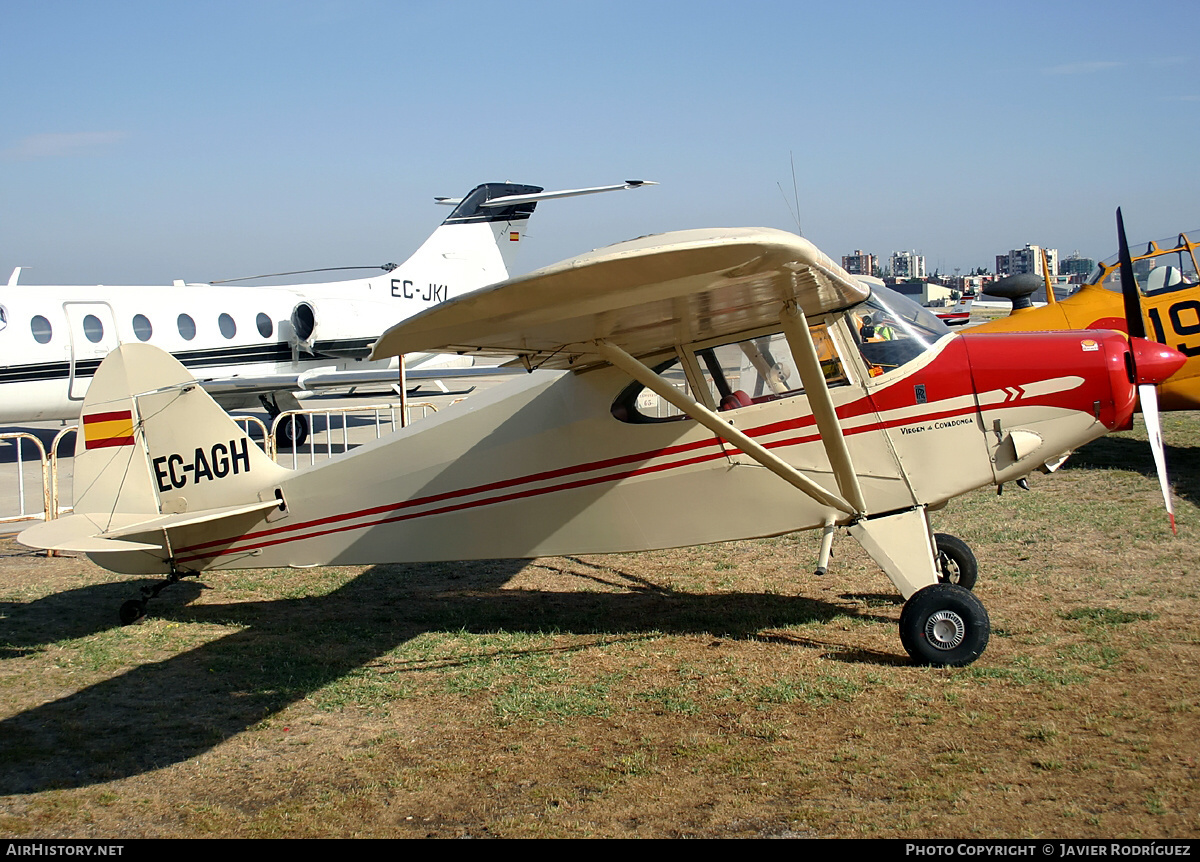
[778,302,868,514]
[592,338,856,515]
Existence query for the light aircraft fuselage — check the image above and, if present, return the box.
[22,227,1182,666]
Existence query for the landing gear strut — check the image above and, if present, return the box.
[118,567,197,625]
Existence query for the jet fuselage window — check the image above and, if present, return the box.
[82,314,104,343]
[256,312,273,338]
[0,305,7,333]
[177,313,196,341]
[31,315,52,345]
[132,314,153,341]
[219,313,236,339]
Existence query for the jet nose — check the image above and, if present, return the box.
[1129,337,1186,386]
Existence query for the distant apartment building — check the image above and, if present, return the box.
[890,250,926,280]
[1059,252,1096,284]
[996,243,1058,277]
[841,250,876,276]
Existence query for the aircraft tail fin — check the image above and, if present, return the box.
[19,343,289,554]
[402,180,657,294]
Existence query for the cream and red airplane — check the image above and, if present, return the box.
[0,180,655,445]
[18,225,1184,666]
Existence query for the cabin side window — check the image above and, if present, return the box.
[256,312,273,338]
[31,315,52,344]
[694,325,848,411]
[177,313,196,341]
[610,359,693,423]
[0,305,7,333]
[132,314,153,341]
[610,323,849,424]
[218,313,236,339]
[82,314,104,343]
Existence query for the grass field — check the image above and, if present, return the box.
[1,416,1197,838]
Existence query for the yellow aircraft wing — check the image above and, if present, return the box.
[369,227,870,368]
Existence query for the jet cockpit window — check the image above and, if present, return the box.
[31,315,52,344]
[177,313,196,341]
[851,287,949,377]
[132,314,153,341]
[219,313,236,339]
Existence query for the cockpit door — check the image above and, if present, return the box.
[64,302,120,400]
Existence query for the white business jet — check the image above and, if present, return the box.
[0,180,656,444]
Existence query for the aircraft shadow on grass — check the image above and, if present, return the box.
[0,557,899,794]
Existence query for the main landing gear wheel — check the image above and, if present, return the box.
[934,533,977,591]
[899,583,990,667]
[273,414,309,449]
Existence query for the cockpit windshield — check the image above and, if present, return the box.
[850,286,950,376]
[1086,231,1200,297]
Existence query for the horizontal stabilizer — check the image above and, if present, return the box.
[19,514,164,552]
[19,499,283,553]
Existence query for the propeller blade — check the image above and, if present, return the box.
[1138,381,1176,534]
[1117,207,1146,338]
[1118,208,1178,533]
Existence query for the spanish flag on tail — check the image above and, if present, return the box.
[83,410,136,450]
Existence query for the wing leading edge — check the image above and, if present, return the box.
[369,228,870,368]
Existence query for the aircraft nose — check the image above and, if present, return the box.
[1129,337,1186,386]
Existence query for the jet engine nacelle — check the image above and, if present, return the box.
[287,298,392,359]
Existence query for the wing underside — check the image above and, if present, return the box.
[369,228,870,368]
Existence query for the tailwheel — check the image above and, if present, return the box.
[899,583,989,666]
[934,533,977,590]
[119,599,147,626]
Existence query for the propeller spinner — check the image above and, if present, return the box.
[1117,208,1184,534]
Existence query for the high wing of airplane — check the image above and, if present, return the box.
[975,222,1200,410]
[18,226,1185,667]
[0,180,656,444]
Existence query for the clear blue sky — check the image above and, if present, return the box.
[2,0,1196,285]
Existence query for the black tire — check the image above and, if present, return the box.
[274,414,309,449]
[899,583,990,667]
[119,600,146,626]
[934,533,978,590]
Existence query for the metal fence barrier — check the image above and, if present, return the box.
[0,433,51,525]
[269,401,441,468]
